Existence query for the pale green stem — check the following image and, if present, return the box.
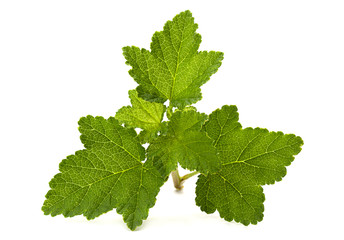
[171,169,200,190]
[180,171,200,182]
[171,170,183,190]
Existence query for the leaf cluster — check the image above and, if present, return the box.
[42,10,303,230]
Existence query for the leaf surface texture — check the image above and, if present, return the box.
[196,105,303,225]
[116,90,166,143]
[123,10,224,108]
[42,116,164,230]
[147,109,220,177]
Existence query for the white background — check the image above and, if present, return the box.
[1,0,343,239]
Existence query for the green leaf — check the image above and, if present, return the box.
[202,105,242,143]
[147,109,220,177]
[123,10,224,108]
[115,90,166,143]
[42,116,164,230]
[196,173,265,225]
[196,105,303,225]
[136,129,158,144]
[168,108,207,135]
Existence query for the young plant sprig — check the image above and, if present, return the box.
[42,10,303,230]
